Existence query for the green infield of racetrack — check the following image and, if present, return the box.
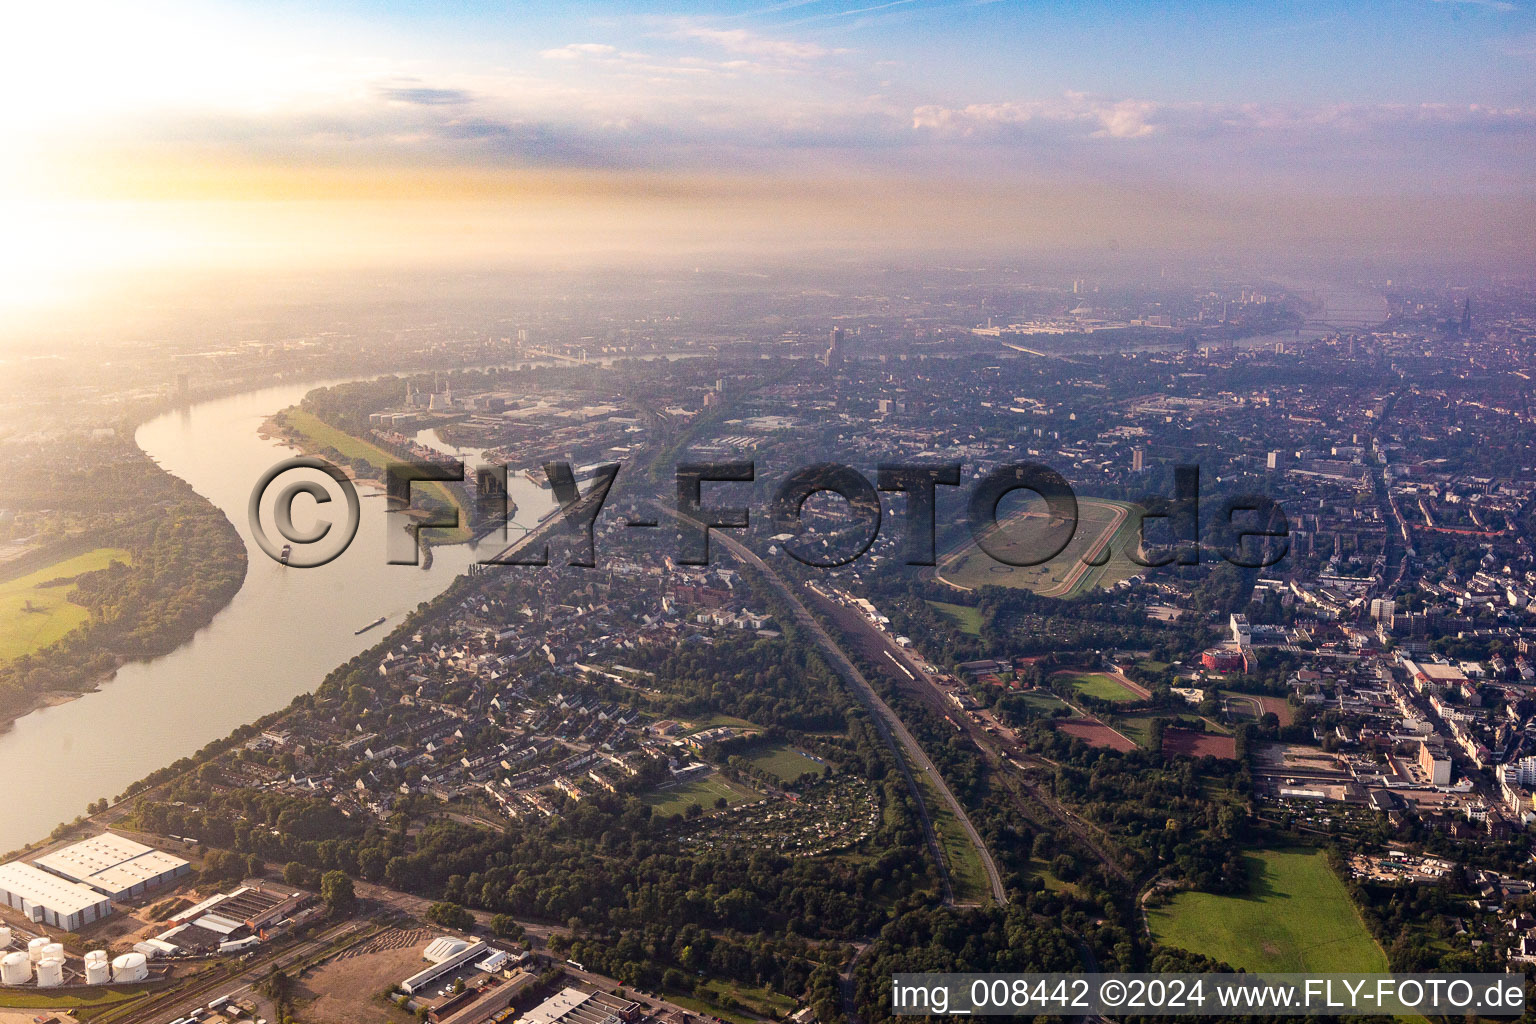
[936,498,1141,597]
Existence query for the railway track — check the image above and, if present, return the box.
[648,499,1004,906]
[98,921,380,1024]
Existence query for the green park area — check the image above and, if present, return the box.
[927,600,983,635]
[1113,712,1224,749]
[906,751,991,904]
[740,742,825,785]
[1149,848,1388,973]
[642,773,761,817]
[0,547,131,661]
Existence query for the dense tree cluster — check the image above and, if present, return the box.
[628,634,851,734]
[0,456,246,722]
[855,904,1083,1024]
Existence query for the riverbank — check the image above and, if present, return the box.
[264,407,477,546]
[0,456,248,736]
[0,381,556,853]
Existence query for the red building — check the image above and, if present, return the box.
[1201,646,1246,673]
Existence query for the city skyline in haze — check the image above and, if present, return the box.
[2,0,1534,317]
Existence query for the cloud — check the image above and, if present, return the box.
[911,94,1536,149]
[377,85,475,106]
[829,0,918,17]
[671,23,842,60]
[913,93,1159,139]
[540,43,620,60]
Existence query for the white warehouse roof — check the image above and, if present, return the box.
[0,862,112,919]
[424,936,471,963]
[34,833,188,898]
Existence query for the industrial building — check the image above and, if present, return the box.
[33,833,189,900]
[400,940,492,995]
[517,987,640,1024]
[0,861,113,931]
[434,970,537,1024]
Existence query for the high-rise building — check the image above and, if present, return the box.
[823,327,844,368]
[1266,450,1282,470]
[1460,298,1472,335]
[1131,447,1144,472]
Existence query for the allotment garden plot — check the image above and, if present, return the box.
[674,776,880,858]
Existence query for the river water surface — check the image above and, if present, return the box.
[1,383,553,853]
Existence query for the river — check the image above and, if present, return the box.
[0,382,554,854]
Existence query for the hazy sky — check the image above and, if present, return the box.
[2,0,1534,310]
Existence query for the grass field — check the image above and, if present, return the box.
[740,742,825,784]
[691,979,799,1019]
[937,498,1142,597]
[1149,848,1388,973]
[1025,856,1076,893]
[643,773,760,816]
[928,600,983,635]
[0,547,130,661]
[1015,690,1069,714]
[0,982,157,1009]
[1114,712,1229,749]
[1054,670,1142,703]
[687,712,763,731]
[664,991,760,1024]
[280,408,471,542]
[1221,690,1296,726]
[906,750,991,904]
[1114,713,1170,748]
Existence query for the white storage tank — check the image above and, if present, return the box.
[0,951,31,985]
[0,925,11,948]
[36,957,65,988]
[27,937,50,962]
[41,942,64,962]
[112,952,149,983]
[85,950,112,985]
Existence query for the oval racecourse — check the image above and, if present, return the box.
[935,498,1143,597]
